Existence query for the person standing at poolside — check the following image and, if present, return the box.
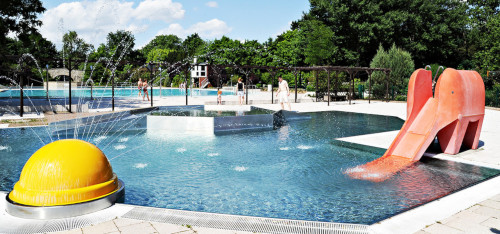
[217,88,222,105]
[143,79,150,101]
[237,78,245,105]
[137,78,143,97]
[276,76,291,110]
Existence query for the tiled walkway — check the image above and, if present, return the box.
[418,194,500,234]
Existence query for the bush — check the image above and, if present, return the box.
[370,43,414,99]
[171,74,185,87]
[395,95,407,101]
[306,84,315,91]
[485,85,500,107]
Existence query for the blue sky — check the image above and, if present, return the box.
[39,0,310,49]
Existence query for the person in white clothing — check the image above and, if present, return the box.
[275,76,291,110]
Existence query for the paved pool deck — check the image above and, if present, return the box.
[0,95,499,234]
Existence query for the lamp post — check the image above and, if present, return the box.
[68,57,72,113]
[158,66,162,98]
[19,70,24,117]
[111,72,115,111]
[45,64,49,100]
[147,62,154,107]
[90,65,93,100]
[184,66,189,105]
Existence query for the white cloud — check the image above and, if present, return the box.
[158,19,231,39]
[39,0,185,49]
[133,0,184,22]
[206,1,218,8]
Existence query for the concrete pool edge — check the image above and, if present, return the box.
[370,174,500,234]
[1,175,498,234]
[0,191,371,234]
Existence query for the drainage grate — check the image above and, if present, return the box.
[123,206,372,234]
[0,192,133,234]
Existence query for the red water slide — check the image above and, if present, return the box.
[346,68,485,182]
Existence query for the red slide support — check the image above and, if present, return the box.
[346,68,485,182]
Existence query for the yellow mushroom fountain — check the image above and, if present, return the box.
[6,139,124,219]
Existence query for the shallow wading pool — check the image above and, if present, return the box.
[0,110,498,224]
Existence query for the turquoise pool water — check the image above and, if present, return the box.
[0,111,498,224]
[0,88,231,98]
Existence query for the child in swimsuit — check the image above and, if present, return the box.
[143,79,150,101]
[138,78,142,97]
[217,88,222,105]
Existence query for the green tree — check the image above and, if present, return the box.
[182,33,205,58]
[468,1,500,78]
[200,36,242,65]
[387,44,415,92]
[240,40,263,66]
[295,0,468,67]
[62,31,93,61]
[141,34,183,59]
[298,19,336,66]
[62,31,93,84]
[106,30,135,60]
[370,44,414,98]
[0,0,45,55]
[146,48,181,64]
[5,32,57,63]
[274,29,303,67]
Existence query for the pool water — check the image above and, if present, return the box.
[0,111,498,224]
[0,88,231,98]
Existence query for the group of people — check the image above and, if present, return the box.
[136,76,291,110]
[137,78,149,101]
[234,76,291,110]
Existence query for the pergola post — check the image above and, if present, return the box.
[368,70,373,104]
[184,65,189,105]
[334,72,339,101]
[270,69,276,104]
[327,70,331,106]
[315,70,318,102]
[19,73,23,117]
[111,73,115,111]
[385,70,389,102]
[294,69,298,103]
[245,69,251,105]
[45,64,49,100]
[348,71,353,105]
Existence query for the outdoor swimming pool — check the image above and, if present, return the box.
[0,87,231,98]
[0,110,498,224]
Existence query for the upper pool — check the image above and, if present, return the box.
[0,87,231,98]
[0,110,498,224]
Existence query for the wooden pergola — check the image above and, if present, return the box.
[206,64,391,106]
